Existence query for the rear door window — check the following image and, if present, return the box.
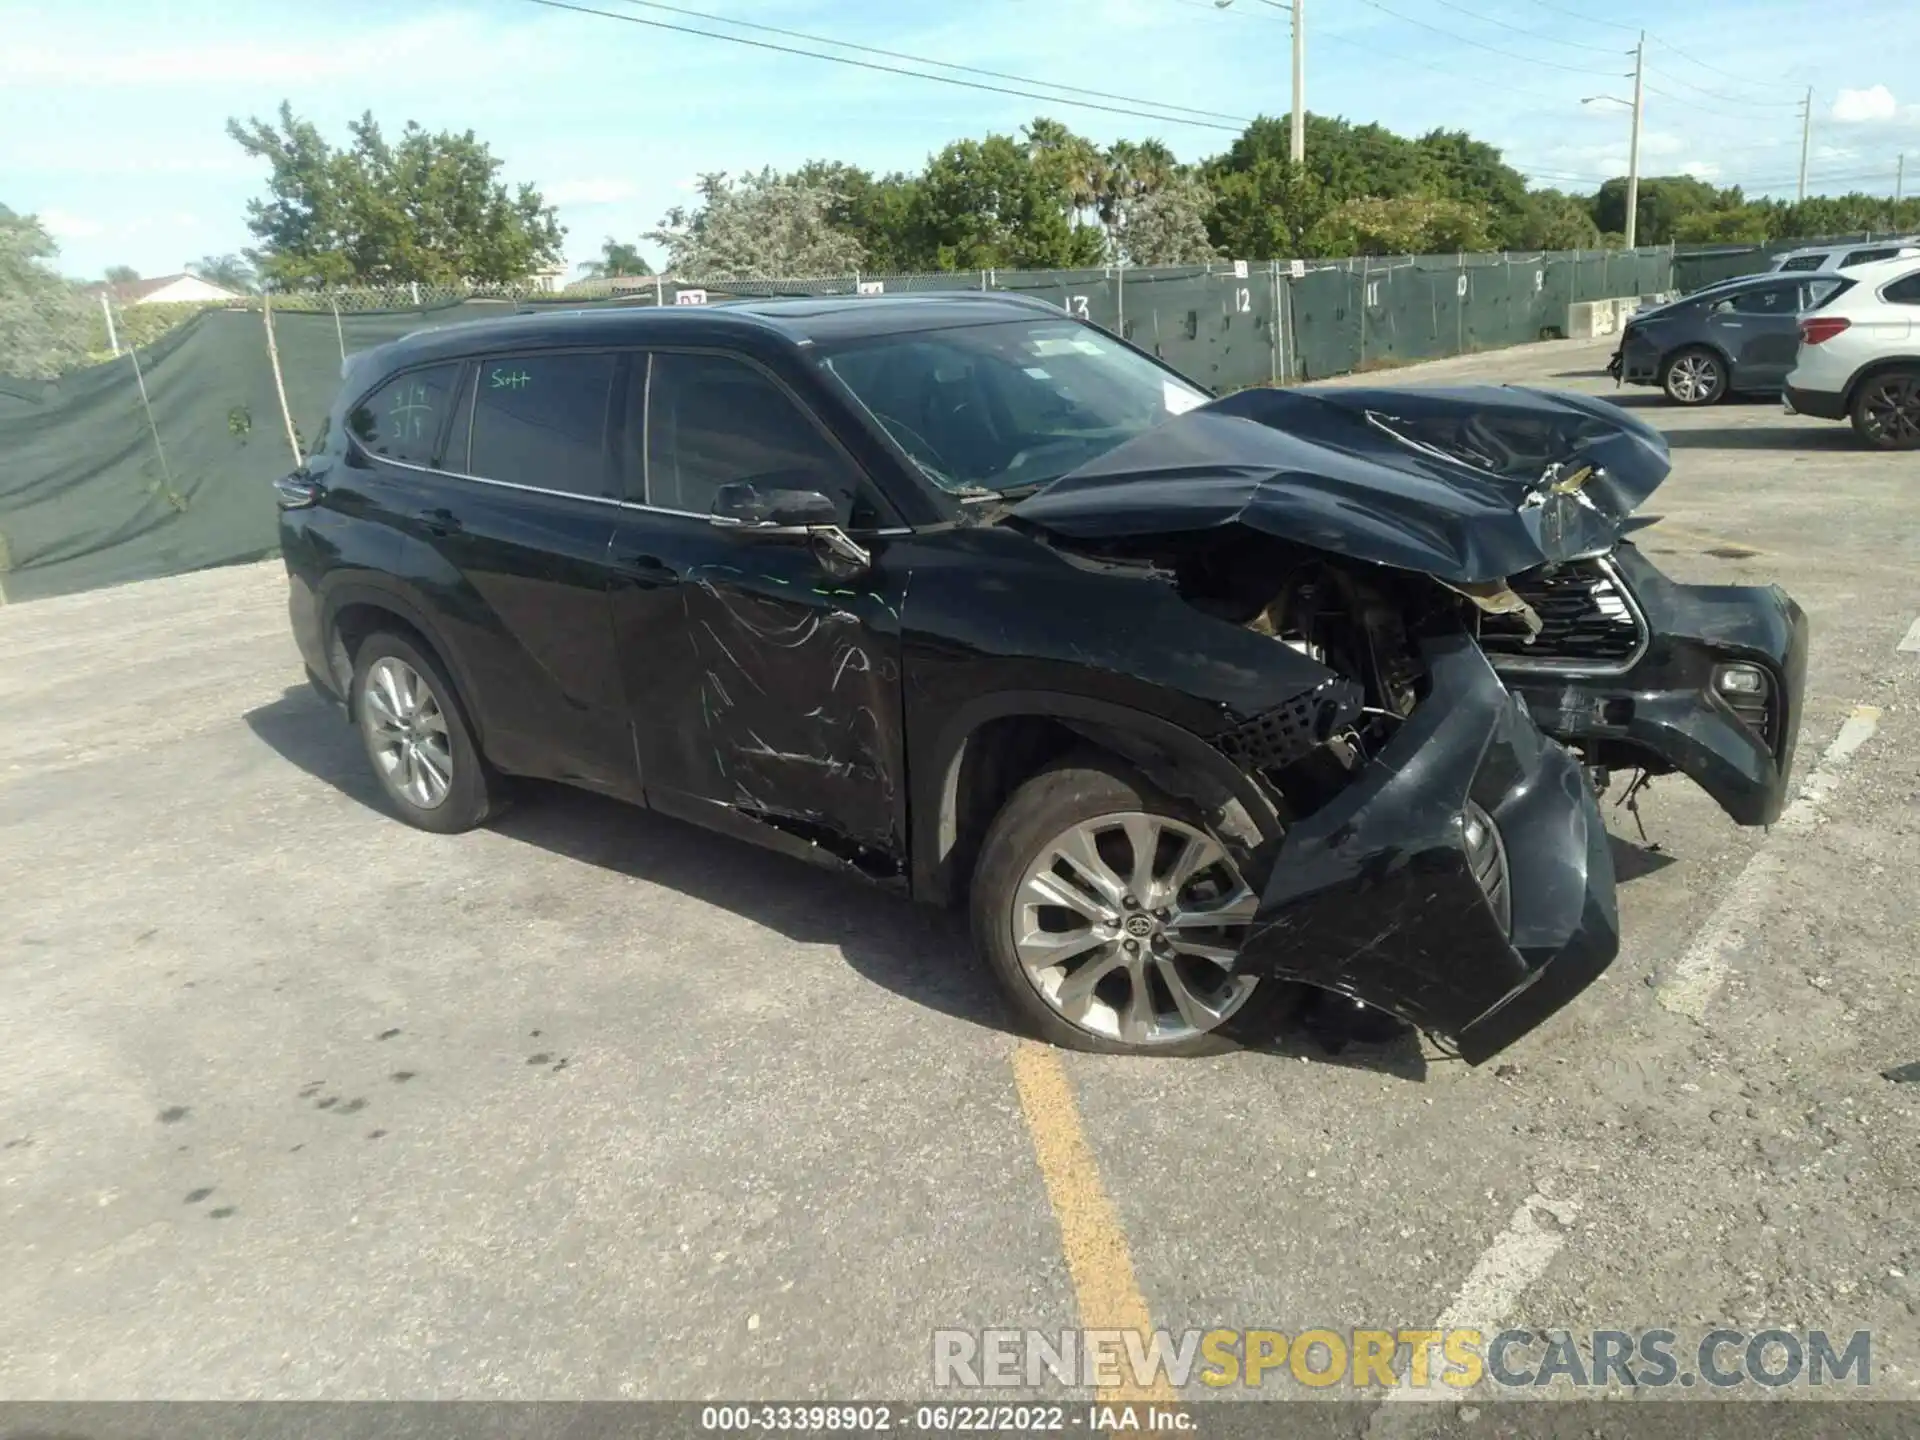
[1729,285,1797,314]
[1841,247,1900,268]
[348,364,463,467]
[468,352,618,497]
[1777,254,1824,272]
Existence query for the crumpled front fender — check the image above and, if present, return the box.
[1235,632,1619,1062]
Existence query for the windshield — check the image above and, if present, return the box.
[819,318,1209,495]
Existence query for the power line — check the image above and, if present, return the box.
[1170,0,1580,105]
[521,0,1249,132]
[611,0,1253,125]
[1648,34,1806,95]
[1643,66,1799,112]
[1345,0,1619,77]
[1641,82,1798,122]
[1419,0,1623,57]
[1504,0,1807,97]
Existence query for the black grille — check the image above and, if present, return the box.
[1480,560,1643,667]
[1215,679,1364,773]
[1463,803,1511,936]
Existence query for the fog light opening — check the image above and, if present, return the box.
[1716,664,1767,696]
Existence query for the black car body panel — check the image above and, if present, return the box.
[278,295,1809,1064]
[1234,633,1618,1061]
[1497,543,1809,826]
[1013,383,1670,584]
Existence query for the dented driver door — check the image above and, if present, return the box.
[605,349,911,872]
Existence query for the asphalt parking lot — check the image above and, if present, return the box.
[3,335,1918,1409]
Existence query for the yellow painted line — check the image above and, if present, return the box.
[1010,1041,1175,1404]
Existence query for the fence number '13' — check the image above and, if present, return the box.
[1062,295,1090,318]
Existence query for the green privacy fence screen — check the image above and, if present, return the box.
[1,245,1689,603]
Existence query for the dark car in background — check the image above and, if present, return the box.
[1610,273,1844,405]
[275,294,1806,1061]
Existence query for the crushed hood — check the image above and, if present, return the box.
[1010,384,1672,584]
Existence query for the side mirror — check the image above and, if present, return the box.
[710,480,839,529]
[708,480,872,578]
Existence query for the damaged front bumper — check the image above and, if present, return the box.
[1496,543,1810,827]
[1234,632,1619,1064]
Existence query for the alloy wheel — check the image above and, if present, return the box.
[1860,376,1920,447]
[361,657,455,810]
[1666,352,1720,404]
[1009,811,1258,1047]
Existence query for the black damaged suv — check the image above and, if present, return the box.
[277,294,1808,1059]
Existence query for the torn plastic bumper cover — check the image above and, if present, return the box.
[1232,632,1619,1064]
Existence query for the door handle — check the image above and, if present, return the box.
[615,553,679,583]
[419,506,460,537]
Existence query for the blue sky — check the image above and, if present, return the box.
[4,0,1917,281]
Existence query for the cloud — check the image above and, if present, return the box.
[1832,85,1898,124]
[39,208,103,239]
[547,178,639,206]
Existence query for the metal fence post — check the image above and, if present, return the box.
[1358,257,1370,369]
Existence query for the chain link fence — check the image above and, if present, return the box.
[2,246,1686,603]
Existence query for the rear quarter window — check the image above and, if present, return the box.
[348,364,463,467]
[1777,255,1824,272]
[1882,272,1920,305]
[1841,248,1900,268]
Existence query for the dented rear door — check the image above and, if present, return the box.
[606,349,910,865]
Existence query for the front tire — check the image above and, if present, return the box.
[1850,369,1920,450]
[350,631,499,834]
[1661,346,1727,406]
[970,755,1287,1056]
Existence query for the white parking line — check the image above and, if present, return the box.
[1899,616,1920,654]
[1366,1192,1582,1428]
[1658,705,1881,1021]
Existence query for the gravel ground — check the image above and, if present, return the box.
[1,336,1915,1412]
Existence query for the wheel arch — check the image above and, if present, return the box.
[1660,339,1733,381]
[912,691,1282,908]
[319,578,487,745]
[1843,356,1920,412]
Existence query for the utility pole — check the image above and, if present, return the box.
[1291,0,1306,164]
[1625,31,1644,250]
[1797,86,1813,201]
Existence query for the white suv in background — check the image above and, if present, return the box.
[1783,256,1920,450]
[1769,240,1920,274]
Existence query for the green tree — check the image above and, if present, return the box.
[1206,154,1328,260]
[103,264,140,284]
[188,253,258,292]
[577,238,652,278]
[0,208,92,378]
[791,161,924,271]
[910,134,1106,270]
[1589,175,1733,246]
[1309,195,1492,256]
[1416,129,1528,242]
[1509,190,1602,250]
[1671,205,1772,244]
[648,168,867,277]
[227,101,564,288]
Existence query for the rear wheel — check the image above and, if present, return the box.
[970,755,1292,1056]
[1661,346,1727,406]
[350,632,499,834]
[1850,369,1920,450]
